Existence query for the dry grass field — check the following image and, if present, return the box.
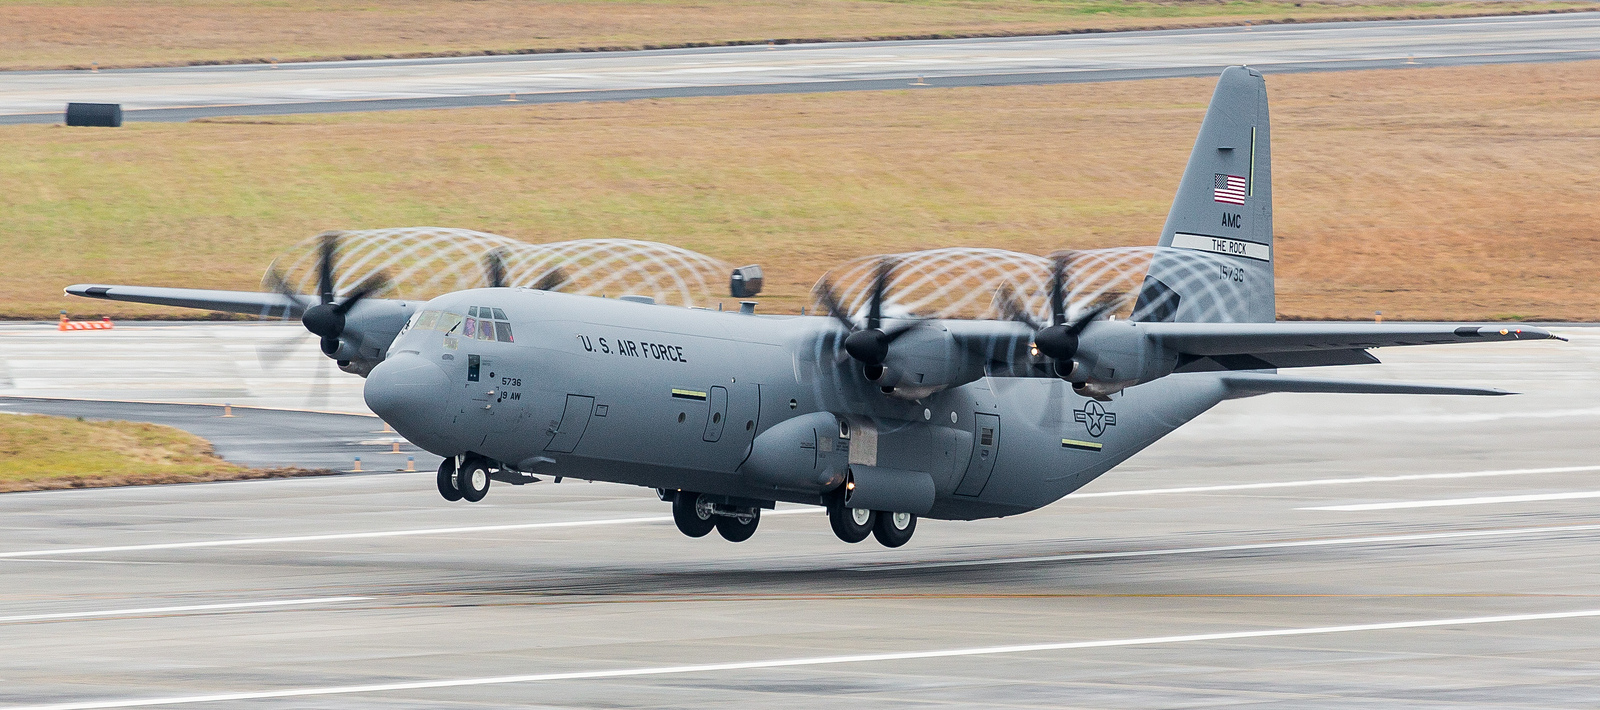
[0,412,328,491]
[1,60,1596,321]
[0,0,1589,70]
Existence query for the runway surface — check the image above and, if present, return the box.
[0,398,438,472]
[2,329,1597,707]
[2,13,1599,123]
[0,322,369,414]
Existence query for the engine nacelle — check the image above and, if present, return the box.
[1069,321,1178,394]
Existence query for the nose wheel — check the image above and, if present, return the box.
[436,459,462,501]
[458,459,491,502]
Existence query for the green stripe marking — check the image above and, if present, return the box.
[671,388,708,401]
[1062,438,1103,452]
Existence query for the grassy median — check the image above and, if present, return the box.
[0,413,326,492]
[1,0,1590,70]
[3,61,1597,321]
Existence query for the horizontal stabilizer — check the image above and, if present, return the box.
[1220,372,1512,397]
[67,284,309,316]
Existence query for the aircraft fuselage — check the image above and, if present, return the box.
[367,288,1229,520]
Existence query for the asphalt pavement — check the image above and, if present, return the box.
[0,397,438,472]
[0,327,1596,707]
[2,12,1598,123]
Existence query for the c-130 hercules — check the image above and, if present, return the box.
[70,67,1559,548]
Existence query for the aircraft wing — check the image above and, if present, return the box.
[1144,322,1560,372]
[1146,322,1560,354]
[66,284,311,316]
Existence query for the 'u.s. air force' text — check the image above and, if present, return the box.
[577,334,687,363]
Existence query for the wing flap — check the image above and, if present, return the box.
[1220,372,1511,397]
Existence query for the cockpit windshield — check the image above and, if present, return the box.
[407,308,510,342]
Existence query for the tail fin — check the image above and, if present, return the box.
[1132,66,1274,323]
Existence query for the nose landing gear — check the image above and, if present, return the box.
[436,459,462,501]
[436,456,492,502]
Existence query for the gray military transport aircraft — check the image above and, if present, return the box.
[69,67,1559,548]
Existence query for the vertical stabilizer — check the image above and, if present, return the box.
[1132,66,1274,323]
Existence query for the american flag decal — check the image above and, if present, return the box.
[1213,173,1247,205]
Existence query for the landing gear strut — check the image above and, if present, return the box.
[715,507,759,543]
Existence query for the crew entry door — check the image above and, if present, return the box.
[954,413,1000,496]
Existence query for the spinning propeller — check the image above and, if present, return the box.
[264,231,391,357]
[995,251,1115,380]
[815,258,923,372]
[484,246,567,291]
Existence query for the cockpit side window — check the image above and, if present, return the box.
[415,310,441,331]
[495,322,514,342]
[492,308,508,320]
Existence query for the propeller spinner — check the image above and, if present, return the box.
[265,231,391,357]
[815,258,923,374]
[995,251,1114,380]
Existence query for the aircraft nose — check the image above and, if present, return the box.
[364,354,453,447]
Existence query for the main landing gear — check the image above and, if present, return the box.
[829,502,917,548]
[437,456,492,503]
[668,490,762,543]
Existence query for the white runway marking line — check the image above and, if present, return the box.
[0,597,370,625]
[1074,465,1600,499]
[856,523,1600,571]
[0,508,820,559]
[1306,490,1600,512]
[16,609,1600,710]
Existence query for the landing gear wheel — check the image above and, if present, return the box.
[873,511,917,548]
[436,458,462,502]
[715,507,760,542]
[459,459,491,502]
[672,492,717,538]
[829,505,876,543]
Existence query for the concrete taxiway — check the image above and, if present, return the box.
[1,329,1597,707]
[2,13,1599,123]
